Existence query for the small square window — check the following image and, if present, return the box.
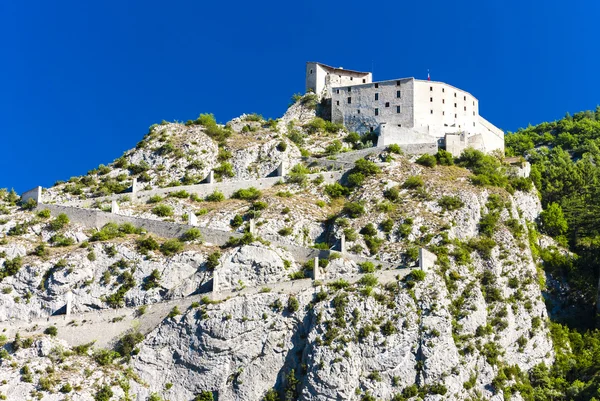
[375,93,379,101]
[442,111,445,116]
[363,79,366,83]
[455,114,457,118]
[396,80,401,86]
[385,102,390,107]
[442,99,445,104]
[348,87,351,92]
[397,124,402,127]
[464,106,467,111]
[310,69,313,74]
[375,83,379,88]
[464,96,466,101]
[396,90,401,98]
[375,108,379,116]
[350,77,353,81]
[336,100,339,106]
[358,110,361,114]
[442,88,445,93]
[473,111,475,116]
[430,86,433,91]
[473,101,475,106]
[336,89,340,94]
[473,122,476,127]
[454,93,457,97]
[348,97,352,104]
[430,110,434,114]
[454,103,457,107]
[430,97,433,102]
[396,106,401,113]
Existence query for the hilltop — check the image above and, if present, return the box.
[0,96,595,400]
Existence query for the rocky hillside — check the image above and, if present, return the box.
[0,96,557,400]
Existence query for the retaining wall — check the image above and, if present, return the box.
[64,171,345,207]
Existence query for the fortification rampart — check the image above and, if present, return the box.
[62,171,345,207]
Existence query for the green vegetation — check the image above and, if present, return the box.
[438,195,464,211]
[205,190,225,202]
[415,153,437,167]
[506,109,600,324]
[232,187,262,200]
[185,113,231,143]
[152,204,173,217]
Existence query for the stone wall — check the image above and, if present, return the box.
[64,171,345,207]
[331,78,415,134]
[21,186,42,204]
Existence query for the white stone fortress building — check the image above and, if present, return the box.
[306,62,504,155]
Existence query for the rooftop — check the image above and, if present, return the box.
[308,61,371,76]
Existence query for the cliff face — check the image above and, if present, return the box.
[0,100,553,400]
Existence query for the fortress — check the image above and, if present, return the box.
[306,62,504,156]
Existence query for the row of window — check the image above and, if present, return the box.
[335,80,402,95]
[429,86,475,105]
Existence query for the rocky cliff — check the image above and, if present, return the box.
[0,98,554,400]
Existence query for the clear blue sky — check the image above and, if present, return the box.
[1,0,599,192]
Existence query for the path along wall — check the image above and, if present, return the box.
[64,171,345,207]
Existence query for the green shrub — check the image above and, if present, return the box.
[214,162,235,179]
[438,195,464,211]
[44,326,58,336]
[402,176,424,189]
[364,236,384,255]
[288,164,310,185]
[278,227,293,236]
[181,228,203,242]
[1,256,22,279]
[115,331,144,359]
[230,214,243,228]
[457,148,508,187]
[20,198,37,211]
[169,190,189,199]
[136,236,160,253]
[384,186,400,201]
[36,209,51,219]
[387,144,403,154]
[147,195,163,204]
[168,306,181,318]
[205,190,225,202]
[325,140,343,155]
[194,392,214,401]
[94,385,113,401]
[416,153,437,167]
[152,204,173,217]
[380,219,394,232]
[205,251,221,270]
[48,213,70,231]
[467,237,496,259]
[411,269,426,281]
[287,296,299,313]
[354,159,381,175]
[94,349,120,366]
[359,261,376,273]
[435,149,454,165]
[360,223,378,236]
[324,182,350,198]
[160,239,184,256]
[50,234,75,247]
[232,187,262,201]
[479,212,500,237]
[60,383,73,393]
[342,202,365,218]
[142,269,161,291]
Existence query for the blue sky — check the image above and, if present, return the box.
[1,0,599,192]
